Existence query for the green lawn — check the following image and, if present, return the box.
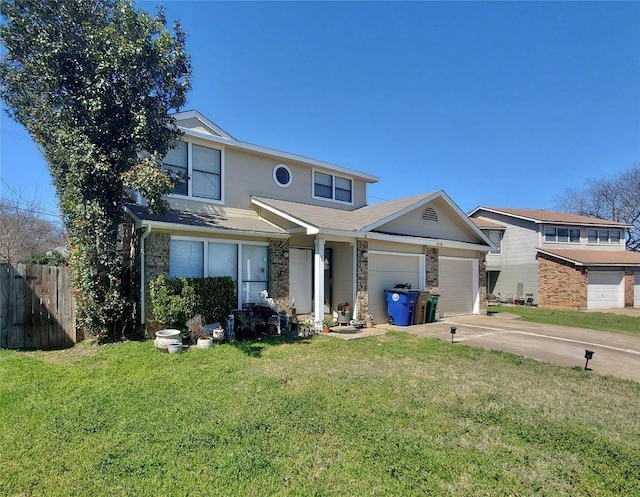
[1,334,639,496]
[490,305,640,337]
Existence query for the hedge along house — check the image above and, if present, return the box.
[125,111,493,330]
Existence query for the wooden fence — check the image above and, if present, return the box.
[0,264,76,349]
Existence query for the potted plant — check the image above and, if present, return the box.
[365,314,374,328]
[187,314,213,349]
[322,316,334,333]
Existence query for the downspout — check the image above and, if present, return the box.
[139,224,152,325]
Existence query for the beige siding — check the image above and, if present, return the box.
[178,117,221,136]
[330,243,354,310]
[377,198,478,242]
[368,240,424,254]
[224,148,367,210]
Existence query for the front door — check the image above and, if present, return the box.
[289,248,313,314]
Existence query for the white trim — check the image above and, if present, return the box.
[251,198,319,234]
[313,237,326,329]
[365,231,492,252]
[273,163,292,187]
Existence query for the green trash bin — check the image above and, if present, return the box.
[425,294,440,323]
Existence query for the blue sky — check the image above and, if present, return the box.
[1,1,639,221]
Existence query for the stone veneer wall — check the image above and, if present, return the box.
[355,239,368,319]
[269,240,290,313]
[478,255,487,311]
[624,268,634,307]
[425,247,439,292]
[538,254,587,309]
[143,231,170,323]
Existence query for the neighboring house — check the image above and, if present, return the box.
[126,110,493,329]
[469,206,640,309]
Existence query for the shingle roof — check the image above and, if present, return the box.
[125,203,286,235]
[538,247,640,266]
[251,192,441,232]
[475,207,630,227]
[470,218,506,229]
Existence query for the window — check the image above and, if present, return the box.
[273,164,292,187]
[170,240,204,277]
[313,171,352,203]
[241,245,269,305]
[164,142,188,196]
[587,229,622,245]
[544,226,580,243]
[169,238,268,307]
[486,230,503,254]
[163,141,222,201]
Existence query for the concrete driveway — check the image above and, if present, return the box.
[383,313,640,383]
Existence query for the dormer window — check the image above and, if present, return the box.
[313,171,352,203]
[163,141,222,201]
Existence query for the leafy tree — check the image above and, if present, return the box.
[0,0,191,341]
[0,185,65,263]
[556,164,640,251]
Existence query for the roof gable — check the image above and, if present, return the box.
[252,191,492,247]
[172,110,236,140]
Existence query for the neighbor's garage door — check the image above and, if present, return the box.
[368,254,420,324]
[635,272,640,308]
[438,257,474,316]
[587,271,624,309]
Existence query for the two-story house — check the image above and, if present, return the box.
[469,206,640,309]
[125,111,493,329]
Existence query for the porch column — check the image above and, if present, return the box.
[313,237,325,330]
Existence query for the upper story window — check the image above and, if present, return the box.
[163,141,222,201]
[313,171,352,203]
[273,164,292,187]
[544,226,580,243]
[587,228,622,245]
[485,230,503,254]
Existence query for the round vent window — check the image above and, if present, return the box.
[273,164,292,187]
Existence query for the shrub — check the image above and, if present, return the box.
[149,274,235,329]
[149,275,197,327]
[22,251,67,266]
[191,276,235,324]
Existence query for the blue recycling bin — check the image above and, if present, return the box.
[385,289,419,326]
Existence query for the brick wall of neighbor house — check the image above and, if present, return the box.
[269,240,290,313]
[538,254,587,308]
[356,239,369,319]
[143,231,170,322]
[425,247,439,292]
[624,268,634,307]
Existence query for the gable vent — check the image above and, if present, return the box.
[422,207,438,222]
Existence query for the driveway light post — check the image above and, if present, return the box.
[584,350,594,370]
[450,326,457,343]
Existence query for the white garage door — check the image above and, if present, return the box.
[438,258,475,316]
[587,271,624,309]
[368,254,421,324]
[635,273,640,308]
